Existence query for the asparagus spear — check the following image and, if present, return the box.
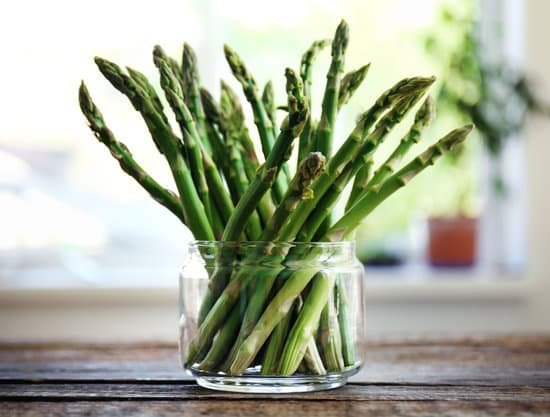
[298,39,331,165]
[313,20,349,158]
[218,152,326,371]
[327,124,475,241]
[318,285,344,372]
[78,82,185,223]
[198,300,246,371]
[280,77,436,242]
[230,124,473,375]
[126,67,168,124]
[346,97,434,212]
[263,292,326,375]
[94,57,215,241]
[222,80,437,372]
[185,68,309,363]
[296,86,432,243]
[274,272,337,376]
[224,45,289,202]
[181,43,212,153]
[199,88,232,171]
[337,64,371,110]
[262,81,280,145]
[345,163,372,211]
[205,82,275,226]
[261,297,297,375]
[223,45,276,158]
[153,46,214,228]
[365,96,435,193]
[222,68,308,241]
[337,275,355,366]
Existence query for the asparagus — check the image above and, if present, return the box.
[81,22,476,380]
[231,86,454,373]
[298,39,331,164]
[346,163,372,211]
[93,57,215,241]
[198,300,246,371]
[338,64,371,110]
[78,82,184,223]
[327,124,475,241]
[153,46,214,228]
[218,152,326,371]
[280,77,436,242]
[222,68,308,242]
[216,82,276,226]
[224,45,288,203]
[365,96,435,193]
[184,68,309,363]
[318,285,344,372]
[126,67,168,124]
[303,337,327,375]
[181,43,212,154]
[336,275,355,366]
[262,81,279,144]
[278,272,336,375]
[260,297,297,375]
[313,20,349,158]
[199,87,232,172]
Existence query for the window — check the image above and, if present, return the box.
[0,0,528,292]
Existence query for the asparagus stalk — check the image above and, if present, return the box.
[198,300,246,371]
[327,124,475,241]
[126,67,168,124]
[260,297,297,375]
[94,57,215,241]
[281,77,436,242]
[224,45,288,202]
[345,163,372,211]
[303,337,327,375]
[365,96,435,193]
[222,68,308,242]
[313,20,349,158]
[337,275,355,366]
[153,46,214,228]
[298,39,331,165]
[337,64,371,110]
[318,286,344,372]
[230,125,473,376]
[218,152,326,371]
[185,68,309,363]
[262,81,279,144]
[215,82,276,225]
[78,82,185,223]
[181,43,212,153]
[83,22,477,379]
[199,88,232,172]
[311,62,371,225]
[278,272,336,375]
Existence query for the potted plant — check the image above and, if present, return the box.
[424,3,550,268]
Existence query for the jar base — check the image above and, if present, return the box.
[192,367,360,393]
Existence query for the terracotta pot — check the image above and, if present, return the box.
[428,216,478,267]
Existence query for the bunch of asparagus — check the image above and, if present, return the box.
[79,20,472,376]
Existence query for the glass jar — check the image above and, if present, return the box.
[178,241,366,393]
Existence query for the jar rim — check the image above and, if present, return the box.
[189,240,355,250]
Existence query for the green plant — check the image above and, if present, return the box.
[426,2,550,193]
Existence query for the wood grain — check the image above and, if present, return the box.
[1,336,549,416]
[3,401,550,417]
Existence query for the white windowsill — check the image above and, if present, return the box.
[0,265,531,306]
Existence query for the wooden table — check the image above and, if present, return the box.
[1,336,549,416]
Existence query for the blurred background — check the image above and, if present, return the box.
[1,0,549,340]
